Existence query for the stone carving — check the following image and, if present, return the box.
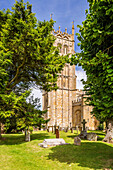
[87,133,97,141]
[74,137,81,145]
[38,138,69,148]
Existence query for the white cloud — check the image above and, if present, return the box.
[76,69,87,90]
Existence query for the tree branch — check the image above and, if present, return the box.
[103,44,113,53]
[7,51,26,89]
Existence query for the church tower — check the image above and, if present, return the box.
[42,24,77,128]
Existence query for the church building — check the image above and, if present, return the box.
[42,24,99,130]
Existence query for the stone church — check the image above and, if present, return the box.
[42,24,99,130]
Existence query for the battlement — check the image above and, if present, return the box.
[53,26,71,38]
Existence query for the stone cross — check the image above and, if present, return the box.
[82,119,87,131]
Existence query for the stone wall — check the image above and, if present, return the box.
[42,25,99,130]
[72,95,99,130]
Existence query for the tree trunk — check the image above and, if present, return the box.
[0,122,2,139]
[103,120,113,143]
[25,129,30,142]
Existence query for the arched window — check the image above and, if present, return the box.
[63,45,68,54]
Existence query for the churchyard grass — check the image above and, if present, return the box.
[0,130,113,170]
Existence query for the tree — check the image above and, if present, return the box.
[73,0,113,124]
[0,0,67,136]
[4,93,49,141]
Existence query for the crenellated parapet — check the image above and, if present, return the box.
[53,24,75,55]
[53,27,72,40]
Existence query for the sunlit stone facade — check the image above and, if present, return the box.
[42,24,99,130]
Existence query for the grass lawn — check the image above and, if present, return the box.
[0,130,113,170]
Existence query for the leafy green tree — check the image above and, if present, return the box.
[4,93,49,141]
[1,0,66,93]
[73,0,113,124]
[0,0,67,137]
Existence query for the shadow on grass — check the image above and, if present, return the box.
[47,142,113,169]
[0,133,50,145]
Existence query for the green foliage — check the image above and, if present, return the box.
[0,1,67,124]
[73,0,113,122]
[0,0,67,93]
[4,93,49,133]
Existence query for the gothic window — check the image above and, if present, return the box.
[63,45,68,54]
[63,82,65,87]
[63,79,65,87]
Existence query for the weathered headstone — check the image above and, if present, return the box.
[103,123,113,143]
[25,131,30,142]
[76,125,78,134]
[38,138,69,148]
[79,119,87,139]
[74,137,81,145]
[87,133,97,141]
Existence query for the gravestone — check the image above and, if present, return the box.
[76,125,78,134]
[74,137,81,145]
[38,138,69,148]
[79,119,87,139]
[25,131,30,142]
[82,119,87,131]
[103,123,113,143]
[87,133,97,141]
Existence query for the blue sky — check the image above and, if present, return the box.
[0,0,88,102]
[0,0,89,52]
